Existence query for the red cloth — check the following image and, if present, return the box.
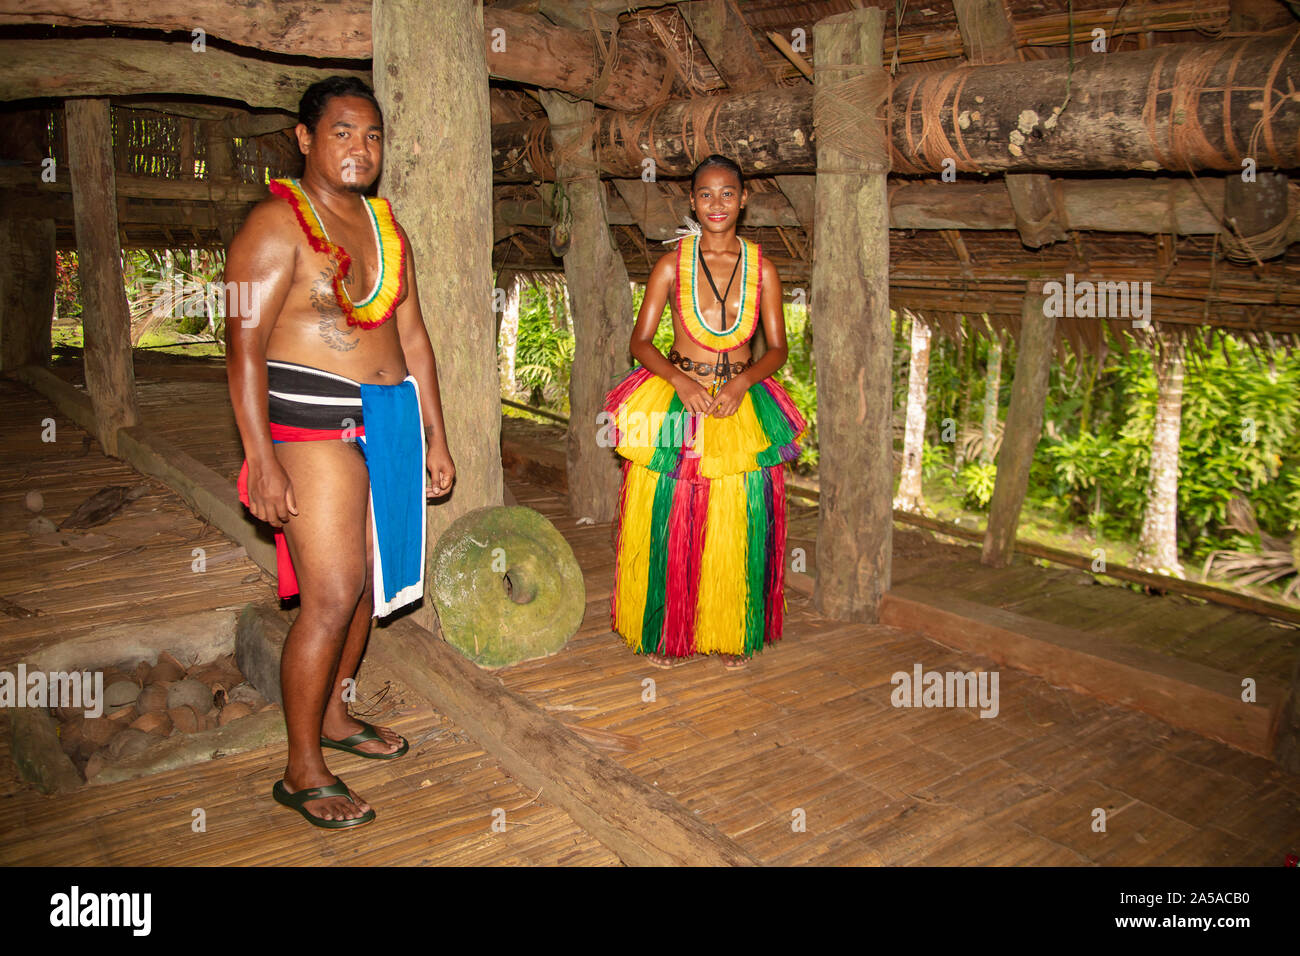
[236,423,366,599]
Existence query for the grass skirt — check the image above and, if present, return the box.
[603,366,806,658]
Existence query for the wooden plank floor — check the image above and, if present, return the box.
[0,376,616,866]
[6,357,1298,865]
[504,479,1300,865]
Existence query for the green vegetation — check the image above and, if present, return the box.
[501,288,1300,602]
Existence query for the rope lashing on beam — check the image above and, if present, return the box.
[1143,29,1299,172]
[549,107,604,186]
[585,10,621,105]
[887,65,987,175]
[519,118,557,181]
[812,62,892,174]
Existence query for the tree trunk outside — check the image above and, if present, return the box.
[893,310,931,513]
[954,320,974,470]
[1134,331,1186,577]
[980,329,1003,464]
[498,274,522,400]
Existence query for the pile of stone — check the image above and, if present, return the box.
[52,651,278,782]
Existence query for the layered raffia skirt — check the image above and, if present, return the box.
[603,366,807,659]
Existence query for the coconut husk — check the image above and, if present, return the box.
[218,702,253,726]
[58,485,131,530]
[166,678,213,713]
[84,751,107,781]
[107,728,153,760]
[106,704,137,724]
[148,653,185,684]
[104,679,140,708]
[227,683,267,709]
[59,716,84,755]
[130,711,172,736]
[81,716,123,748]
[137,683,169,714]
[168,705,199,734]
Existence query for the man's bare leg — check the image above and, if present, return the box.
[275,440,374,823]
[320,508,405,756]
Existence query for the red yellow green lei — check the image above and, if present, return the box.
[269,177,406,329]
[674,232,762,352]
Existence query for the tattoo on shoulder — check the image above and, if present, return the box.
[310,270,358,352]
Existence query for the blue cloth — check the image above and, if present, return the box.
[358,375,426,617]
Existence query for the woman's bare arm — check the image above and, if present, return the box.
[630,252,712,415]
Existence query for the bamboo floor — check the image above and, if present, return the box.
[2,356,1297,865]
[0,373,616,866]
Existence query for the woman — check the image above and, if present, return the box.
[603,155,806,670]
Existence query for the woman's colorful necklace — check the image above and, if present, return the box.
[270,177,406,329]
[673,232,761,354]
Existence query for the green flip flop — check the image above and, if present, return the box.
[272,777,375,829]
[320,720,410,760]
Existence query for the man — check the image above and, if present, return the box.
[225,76,455,829]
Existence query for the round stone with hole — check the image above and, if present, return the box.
[430,505,585,668]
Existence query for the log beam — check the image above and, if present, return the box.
[679,0,773,92]
[539,90,630,523]
[811,7,893,622]
[0,40,369,112]
[496,176,1246,237]
[5,169,1251,240]
[65,97,139,455]
[982,284,1054,567]
[8,33,1295,178]
[372,0,501,621]
[488,33,1300,178]
[955,0,1067,249]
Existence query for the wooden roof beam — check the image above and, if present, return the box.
[679,0,774,93]
[487,33,1300,178]
[954,0,1068,250]
[0,3,681,112]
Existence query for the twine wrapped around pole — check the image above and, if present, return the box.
[812,62,892,174]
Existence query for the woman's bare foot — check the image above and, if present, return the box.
[721,654,749,670]
[646,652,689,669]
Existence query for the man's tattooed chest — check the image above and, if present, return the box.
[309,270,358,351]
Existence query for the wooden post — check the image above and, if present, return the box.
[65,97,139,454]
[0,109,56,372]
[201,119,240,249]
[981,283,1054,567]
[372,0,502,631]
[810,7,892,621]
[538,90,632,523]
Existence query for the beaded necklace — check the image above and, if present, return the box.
[270,177,406,329]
